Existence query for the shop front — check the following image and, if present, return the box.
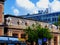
[0,36,26,45]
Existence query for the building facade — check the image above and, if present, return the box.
[0,0,5,36]
[4,15,60,45]
[0,0,60,45]
[0,0,26,45]
[21,12,60,24]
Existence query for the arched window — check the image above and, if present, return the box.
[6,17,12,25]
[45,25,47,28]
[17,20,20,25]
[25,22,28,26]
[6,17,11,22]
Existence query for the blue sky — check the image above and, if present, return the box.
[4,0,60,16]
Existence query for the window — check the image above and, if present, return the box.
[12,33,18,38]
[6,17,11,22]
[25,21,28,26]
[21,34,25,38]
[6,17,12,25]
[17,20,19,25]
[54,37,57,45]
[45,25,47,28]
[25,22,27,26]
[4,27,8,36]
[52,18,56,21]
[8,19,10,22]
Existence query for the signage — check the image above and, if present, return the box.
[9,38,18,41]
[0,37,19,41]
[0,37,8,40]
[43,38,47,42]
[38,39,42,45]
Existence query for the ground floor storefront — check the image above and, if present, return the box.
[0,36,26,45]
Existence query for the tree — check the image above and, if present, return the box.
[25,24,52,45]
[54,15,60,26]
[25,27,38,45]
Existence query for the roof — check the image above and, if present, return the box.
[4,14,42,22]
[20,12,60,18]
[4,12,60,23]
[4,14,23,18]
[5,12,60,18]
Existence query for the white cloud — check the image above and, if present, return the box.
[16,0,35,10]
[51,0,60,12]
[16,0,60,14]
[36,0,50,10]
[12,7,19,16]
[16,0,50,14]
[13,9,19,15]
[16,0,38,14]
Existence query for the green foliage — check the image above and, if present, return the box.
[54,15,60,26]
[54,22,58,26]
[25,24,53,43]
[58,15,60,21]
[26,27,38,42]
[36,27,52,39]
[58,16,60,26]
